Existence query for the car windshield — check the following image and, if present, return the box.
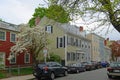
[110,62,120,67]
[38,63,47,68]
[71,64,77,67]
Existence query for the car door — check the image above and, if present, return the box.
[51,62,61,75]
[56,63,64,74]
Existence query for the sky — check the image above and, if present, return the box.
[0,0,47,24]
[0,0,120,40]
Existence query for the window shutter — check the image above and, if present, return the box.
[57,37,59,48]
[45,26,47,31]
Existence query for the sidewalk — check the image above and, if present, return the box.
[1,74,34,80]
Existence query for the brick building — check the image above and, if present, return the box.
[0,21,32,69]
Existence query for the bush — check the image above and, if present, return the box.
[47,53,61,63]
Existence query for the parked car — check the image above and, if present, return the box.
[33,62,68,80]
[67,63,86,73]
[91,61,102,69]
[81,62,95,71]
[107,62,120,79]
[101,61,109,67]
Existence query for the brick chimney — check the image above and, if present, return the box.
[79,26,83,32]
[104,40,107,46]
[104,38,109,46]
[35,17,40,25]
[107,38,109,41]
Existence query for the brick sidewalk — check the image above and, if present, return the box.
[1,74,34,80]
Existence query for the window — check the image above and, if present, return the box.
[59,37,63,47]
[24,53,30,63]
[45,25,53,33]
[0,30,6,41]
[71,37,74,46]
[67,52,70,61]
[10,33,16,42]
[67,36,71,45]
[10,52,16,64]
[73,53,75,61]
[57,37,65,48]
[0,52,5,69]
[79,40,81,47]
[75,39,78,46]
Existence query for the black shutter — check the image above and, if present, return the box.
[63,36,65,48]
[57,37,59,48]
[45,26,47,31]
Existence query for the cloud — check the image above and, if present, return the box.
[0,0,46,24]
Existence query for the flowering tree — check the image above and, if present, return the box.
[110,41,120,61]
[9,24,48,63]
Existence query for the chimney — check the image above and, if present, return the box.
[107,38,109,41]
[35,17,40,25]
[79,26,83,32]
[104,40,107,46]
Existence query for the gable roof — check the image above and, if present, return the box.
[40,16,87,37]
[0,21,19,32]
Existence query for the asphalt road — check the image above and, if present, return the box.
[32,68,120,80]
[55,68,109,80]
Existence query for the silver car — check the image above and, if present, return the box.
[107,62,120,79]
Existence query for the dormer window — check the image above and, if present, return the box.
[45,25,53,33]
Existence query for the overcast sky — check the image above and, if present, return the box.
[0,0,47,24]
[0,0,120,40]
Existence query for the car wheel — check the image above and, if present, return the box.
[50,72,55,80]
[108,75,113,79]
[83,69,86,72]
[64,70,68,76]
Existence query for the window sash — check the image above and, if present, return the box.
[0,31,6,41]
[10,33,16,42]
[10,53,16,64]
[59,38,63,47]
[24,53,30,63]
[46,25,52,33]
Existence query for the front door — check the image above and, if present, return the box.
[0,52,5,69]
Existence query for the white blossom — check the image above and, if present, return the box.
[9,25,48,60]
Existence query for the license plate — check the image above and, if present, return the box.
[114,70,120,72]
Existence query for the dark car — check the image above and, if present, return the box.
[33,62,68,80]
[67,63,86,73]
[107,62,120,79]
[101,61,109,67]
[81,62,95,71]
[91,61,102,69]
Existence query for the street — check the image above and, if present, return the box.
[55,68,109,80]
[1,68,120,80]
[53,68,120,80]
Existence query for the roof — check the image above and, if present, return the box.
[0,21,19,32]
[61,23,86,37]
[39,16,90,41]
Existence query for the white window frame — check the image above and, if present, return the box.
[10,52,16,64]
[10,32,16,42]
[0,30,6,41]
[0,52,5,69]
[46,25,52,33]
[24,53,30,63]
[67,36,71,45]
